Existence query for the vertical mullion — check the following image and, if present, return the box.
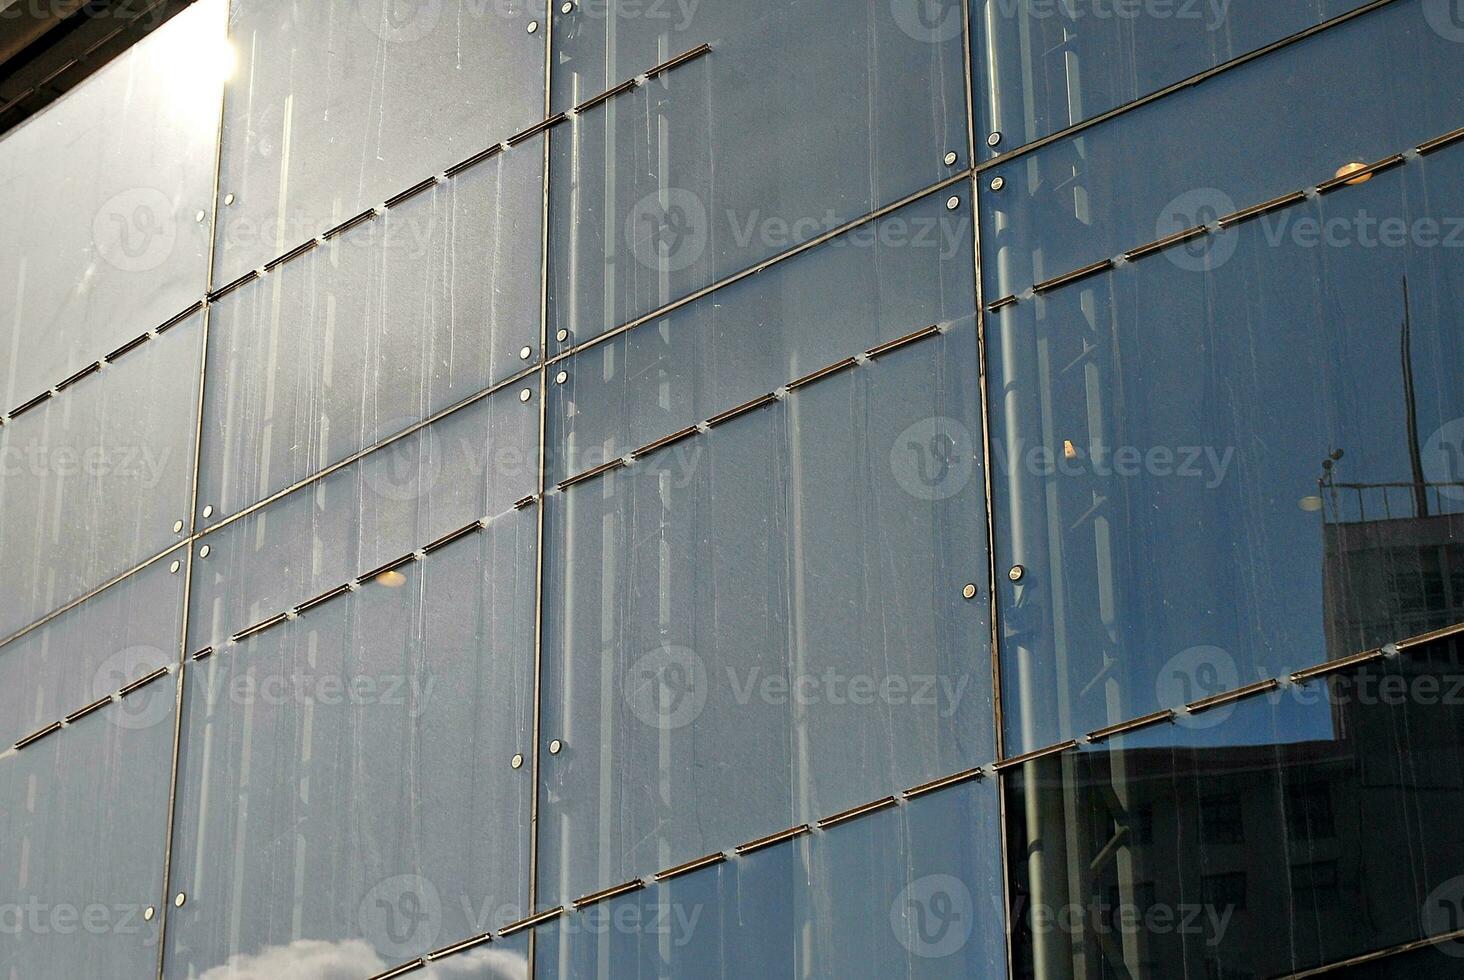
[961,0,1017,976]
[527,1,555,975]
[153,1,233,976]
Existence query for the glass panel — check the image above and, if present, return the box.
[991,139,1464,753]
[538,322,992,907]
[188,383,539,652]
[533,778,1005,977]
[0,689,174,979]
[164,512,536,977]
[0,0,222,413]
[212,0,545,286]
[1004,649,1464,978]
[974,0,1374,154]
[546,0,968,348]
[0,310,203,642]
[198,137,544,523]
[0,555,183,750]
[981,0,1464,301]
[548,191,975,484]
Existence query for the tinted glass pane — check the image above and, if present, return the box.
[981,0,1464,302]
[212,0,544,285]
[546,0,968,347]
[974,0,1373,154]
[0,0,222,413]
[0,690,175,979]
[1004,650,1464,978]
[188,383,539,652]
[991,138,1464,752]
[165,513,536,977]
[0,311,203,642]
[533,778,1005,977]
[198,138,543,523]
[538,322,992,907]
[0,555,183,750]
[548,192,975,484]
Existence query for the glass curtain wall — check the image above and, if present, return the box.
[1,0,1463,978]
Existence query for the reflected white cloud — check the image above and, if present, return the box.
[423,946,529,979]
[197,938,384,979]
[191,938,528,980]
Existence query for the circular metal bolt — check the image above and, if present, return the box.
[511,753,524,770]
[943,151,958,166]
[195,210,206,223]
[549,739,563,755]
[174,893,187,908]
[1008,564,1025,583]
[143,907,155,922]
[990,176,1006,192]
[556,329,569,343]
[555,371,569,385]
[519,346,533,360]
[520,388,533,403]
[561,0,574,11]
[199,545,211,559]
[202,505,214,519]
[945,196,960,211]
[527,20,539,33]
[962,583,978,600]
[170,560,181,575]
[223,193,235,206]
[173,519,184,534]
[987,132,1002,148]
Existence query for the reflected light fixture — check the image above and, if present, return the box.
[1298,496,1324,513]
[375,570,408,588]
[1334,161,1372,186]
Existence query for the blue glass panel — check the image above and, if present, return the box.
[212,0,545,285]
[0,555,182,751]
[165,512,536,976]
[1005,649,1464,977]
[0,0,222,413]
[0,311,202,642]
[548,191,975,484]
[981,0,1464,302]
[198,137,543,523]
[974,0,1373,154]
[991,136,1464,753]
[0,688,175,979]
[188,382,539,653]
[533,778,1005,978]
[538,322,992,907]
[546,0,968,347]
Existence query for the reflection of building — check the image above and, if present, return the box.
[1321,484,1464,657]
[1011,657,1464,979]
[1321,282,1464,660]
